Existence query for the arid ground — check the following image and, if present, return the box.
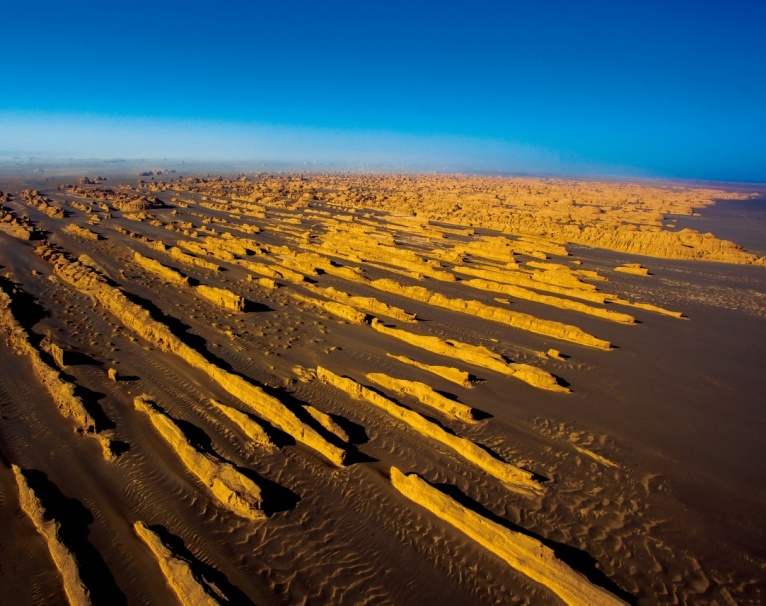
[0,172,764,604]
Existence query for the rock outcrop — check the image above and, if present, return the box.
[366,373,476,423]
[463,278,635,324]
[453,264,609,303]
[237,259,304,283]
[371,319,568,392]
[134,395,265,520]
[63,224,101,241]
[318,368,540,495]
[167,246,220,271]
[367,279,611,349]
[386,354,472,387]
[293,293,368,324]
[0,204,45,239]
[210,399,274,450]
[0,284,115,460]
[39,246,345,466]
[390,468,625,606]
[303,405,350,443]
[307,284,416,323]
[134,252,189,286]
[133,522,222,606]
[615,263,650,276]
[12,465,92,606]
[21,189,65,218]
[195,285,245,312]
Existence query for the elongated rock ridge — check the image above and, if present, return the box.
[366,373,476,423]
[64,224,101,240]
[195,284,245,312]
[304,404,350,443]
[317,368,540,495]
[38,245,346,466]
[371,319,568,392]
[293,293,368,324]
[390,467,625,606]
[386,354,472,387]
[463,278,635,324]
[210,399,274,450]
[0,285,115,460]
[0,203,45,239]
[133,521,222,606]
[306,284,417,323]
[12,465,92,606]
[133,395,266,520]
[134,252,189,285]
[367,278,610,349]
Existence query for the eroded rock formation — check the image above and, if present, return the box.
[366,373,476,423]
[371,319,567,392]
[367,279,611,349]
[38,246,346,466]
[390,467,625,605]
[12,465,92,606]
[133,395,265,520]
[0,284,115,460]
[318,368,540,495]
[133,522,222,606]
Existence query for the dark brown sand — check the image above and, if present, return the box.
[0,174,763,604]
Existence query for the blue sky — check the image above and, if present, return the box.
[2,1,764,180]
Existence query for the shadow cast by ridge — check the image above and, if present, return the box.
[22,468,128,606]
[0,275,50,332]
[259,384,351,454]
[243,300,274,313]
[63,351,105,367]
[118,289,235,371]
[431,480,635,604]
[146,524,254,605]
[329,413,369,446]
[166,413,301,514]
[434,388,491,420]
[68,384,115,432]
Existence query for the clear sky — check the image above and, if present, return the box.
[2,1,764,181]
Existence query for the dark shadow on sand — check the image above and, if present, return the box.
[65,383,115,432]
[242,300,273,313]
[0,275,50,332]
[166,413,300,515]
[260,384,375,465]
[63,351,105,367]
[146,524,254,605]
[329,413,369,445]
[434,388,491,420]
[21,468,128,605]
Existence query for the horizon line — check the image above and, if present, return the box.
[1,155,765,189]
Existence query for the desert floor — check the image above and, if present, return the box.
[0,173,763,605]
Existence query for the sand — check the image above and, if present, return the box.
[0,172,763,604]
